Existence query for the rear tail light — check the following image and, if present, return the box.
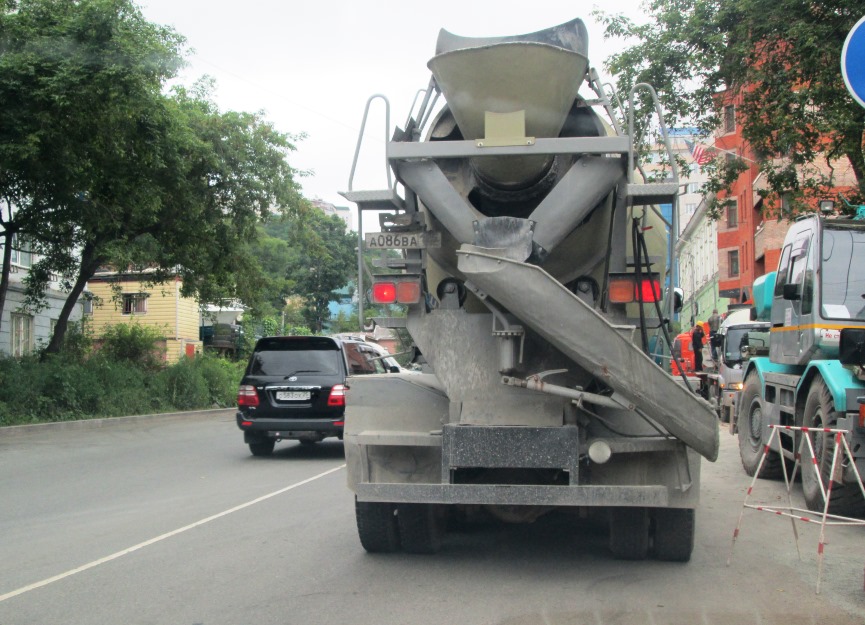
[237,385,259,407]
[858,397,865,428]
[371,278,422,304]
[328,384,347,407]
[636,278,661,303]
[396,281,421,304]
[608,274,661,304]
[608,277,635,304]
[372,282,396,304]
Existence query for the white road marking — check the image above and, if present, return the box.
[0,464,346,603]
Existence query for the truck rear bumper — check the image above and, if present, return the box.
[354,482,670,507]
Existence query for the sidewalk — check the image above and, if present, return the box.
[0,407,235,438]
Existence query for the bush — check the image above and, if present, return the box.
[99,322,166,369]
[0,349,244,426]
[154,358,210,411]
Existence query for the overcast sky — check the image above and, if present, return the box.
[138,1,646,227]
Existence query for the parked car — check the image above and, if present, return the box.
[236,336,349,456]
[335,334,403,374]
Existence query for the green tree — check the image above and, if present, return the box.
[596,0,865,215]
[0,0,305,355]
[0,0,184,335]
[288,211,356,333]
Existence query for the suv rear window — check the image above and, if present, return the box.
[248,338,342,376]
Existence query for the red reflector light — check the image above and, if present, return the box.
[396,281,421,304]
[333,421,345,427]
[636,278,661,303]
[240,421,253,427]
[237,385,259,407]
[372,282,396,304]
[328,384,347,407]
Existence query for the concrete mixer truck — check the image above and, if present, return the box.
[340,18,719,560]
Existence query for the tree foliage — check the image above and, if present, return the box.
[286,210,357,333]
[596,0,865,215]
[0,0,184,333]
[0,0,306,354]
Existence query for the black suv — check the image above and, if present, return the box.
[236,336,350,456]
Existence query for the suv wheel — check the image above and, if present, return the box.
[249,439,275,457]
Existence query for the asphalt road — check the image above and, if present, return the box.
[1,410,863,625]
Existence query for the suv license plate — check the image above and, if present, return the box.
[276,391,310,401]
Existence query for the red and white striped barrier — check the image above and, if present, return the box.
[727,425,865,594]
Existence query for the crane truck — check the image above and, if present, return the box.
[735,210,865,518]
[340,18,719,560]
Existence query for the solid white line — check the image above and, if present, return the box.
[0,464,346,603]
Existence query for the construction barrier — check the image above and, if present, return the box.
[727,424,865,594]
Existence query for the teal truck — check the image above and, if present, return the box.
[735,211,865,517]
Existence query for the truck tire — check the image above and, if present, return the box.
[609,507,649,560]
[802,380,865,518]
[355,499,400,553]
[652,508,695,562]
[738,372,783,478]
[248,439,275,457]
[397,503,443,554]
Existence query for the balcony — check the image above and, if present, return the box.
[754,222,766,261]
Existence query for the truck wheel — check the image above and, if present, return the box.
[738,373,782,478]
[397,503,444,554]
[248,439,275,457]
[355,499,400,553]
[609,507,649,560]
[802,380,865,517]
[652,508,695,562]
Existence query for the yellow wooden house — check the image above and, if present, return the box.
[86,270,202,363]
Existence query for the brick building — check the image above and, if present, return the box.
[711,91,858,306]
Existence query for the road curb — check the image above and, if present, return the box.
[0,408,236,438]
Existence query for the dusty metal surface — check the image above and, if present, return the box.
[354,482,670,507]
[457,247,720,461]
[442,424,580,483]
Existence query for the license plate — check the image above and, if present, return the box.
[276,391,310,401]
[364,231,441,249]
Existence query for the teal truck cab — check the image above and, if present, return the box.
[735,212,865,517]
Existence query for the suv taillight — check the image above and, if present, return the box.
[237,385,259,407]
[328,384,347,407]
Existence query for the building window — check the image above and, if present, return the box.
[686,182,699,194]
[685,202,697,215]
[10,313,33,357]
[728,250,740,278]
[724,105,736,134]
[726,203,738,228]
[9,235,32,268]
[122,293,147,315]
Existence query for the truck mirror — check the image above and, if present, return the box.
[839,328,865,366]
[782,283,800,301]
[673,287,683,313]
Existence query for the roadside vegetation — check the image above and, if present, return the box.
[0,322,244,427]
